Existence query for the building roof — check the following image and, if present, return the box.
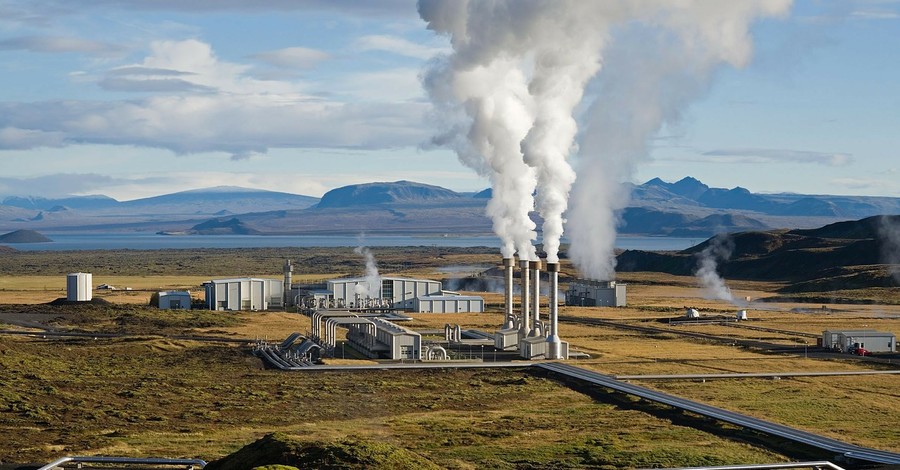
[204,277,280,284]
[328,276,439,284]
[159,290,190,296]
[372,317,420,337]
[418,294,484,301]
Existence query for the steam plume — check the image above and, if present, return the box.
[354,245,381,299]
[695,234,735,303]
[877,215,900,284]
[419,0,790,277]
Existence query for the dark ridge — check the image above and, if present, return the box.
[205,432,439,470]
[616,215,900,292]
[0,229,52,243]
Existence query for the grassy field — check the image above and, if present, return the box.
[0,336,789,467]
[1,247,899,466]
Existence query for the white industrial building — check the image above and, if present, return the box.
[414,292,484,313]
[823,330,896,353]
[325,276,484,313]
[565,279,627,307]
[203,278,284,311]
[158,291,192,310]
[66,272,92,302]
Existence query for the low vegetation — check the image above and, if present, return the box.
[1,246,898,467]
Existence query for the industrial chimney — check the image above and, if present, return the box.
[503,257,515,329]
[530,260,541,337]
[519,259,531,339]
[283,259,293,307]
[546,262,562,359]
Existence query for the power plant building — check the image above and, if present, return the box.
[158,291,192,310]
[203,278,284,311]
[66,272,92,302]
[414,292,484,313]
[328,276,475,309]
[565,279,627,307]
[822,330,896,353]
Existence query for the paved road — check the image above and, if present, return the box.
[537,362,900,466]
[614,370,900,380]
[0,329,252,344]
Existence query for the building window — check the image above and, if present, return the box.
[381,279,393,299]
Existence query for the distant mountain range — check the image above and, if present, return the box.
[1,178,898,237]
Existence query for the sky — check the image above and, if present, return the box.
[0,0,898,201]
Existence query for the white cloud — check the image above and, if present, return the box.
[0,173,122,198]
[0,39,430,157]
[701,148,854,166]
[0,127,66,149]
[252,46,330,69]
[354,34,446,59]
[0,35,123,56]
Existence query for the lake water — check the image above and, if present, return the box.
[2,232,702,252]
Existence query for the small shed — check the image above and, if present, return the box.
[158,291,192,310]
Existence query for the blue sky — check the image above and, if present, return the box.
[0,0,898,201]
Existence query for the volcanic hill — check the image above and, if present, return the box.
[615,215,900,293]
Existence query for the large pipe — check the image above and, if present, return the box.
[530,260,541,337]
[503,257,515,329]
[546,262,562,359]
[519,259,530,339]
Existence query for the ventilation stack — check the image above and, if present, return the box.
[495,256,521,350]
[529,260,541,337]
[519,259,531,339]
[283,259,293,307]
[546,262,564,359]
[503,257,515,329]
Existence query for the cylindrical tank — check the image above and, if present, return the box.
[66,272,92,302]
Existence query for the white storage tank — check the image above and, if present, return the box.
[66,272,92,302]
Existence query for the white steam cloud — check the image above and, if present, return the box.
[354,245,381,299]
[695,234,735,303]
[877,215,900,284]
[419,0,790,276]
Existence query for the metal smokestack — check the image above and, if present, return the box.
[546,262,562,359]
[283,259,293,307]
[529,260,541,337]
[503,257,515,329]
[519,259,531,338]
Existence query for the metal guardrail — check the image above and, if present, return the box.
[37,456,206,470]
[642,461,846,470]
